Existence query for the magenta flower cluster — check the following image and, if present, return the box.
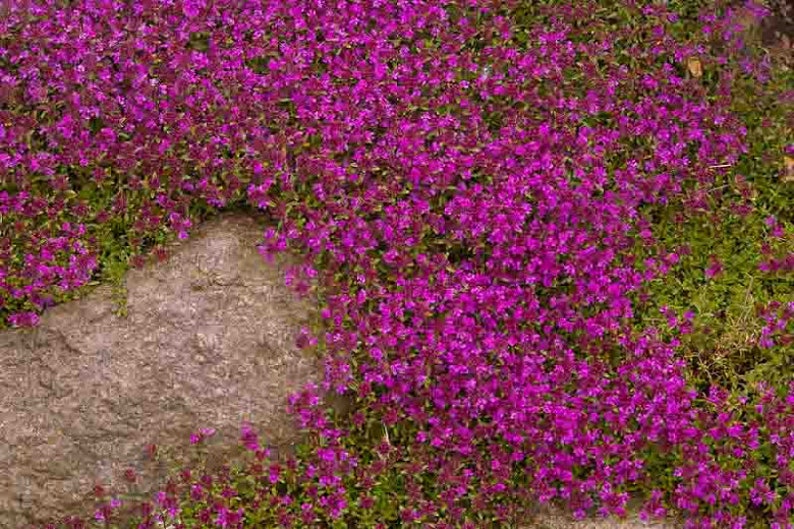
[2,0,792,528]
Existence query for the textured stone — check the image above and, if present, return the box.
[0,213,320,529]
[523,503,680,529]
[734,0,793,63]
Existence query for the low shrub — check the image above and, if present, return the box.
[1,0,791,528]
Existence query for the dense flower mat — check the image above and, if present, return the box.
[1,0,793,528]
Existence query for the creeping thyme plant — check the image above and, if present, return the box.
[1,0,792,528]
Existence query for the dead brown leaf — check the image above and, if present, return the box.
[783,156,794,183]
[687,56,703,78]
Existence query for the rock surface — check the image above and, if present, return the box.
[0,212,320,529]
[525,504,679,529]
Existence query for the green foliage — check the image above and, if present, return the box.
[635,35,794,394]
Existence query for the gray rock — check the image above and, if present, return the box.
[0,213,320,529]
[522,503,680,529]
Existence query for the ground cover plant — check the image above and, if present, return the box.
[0,0,792,528]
